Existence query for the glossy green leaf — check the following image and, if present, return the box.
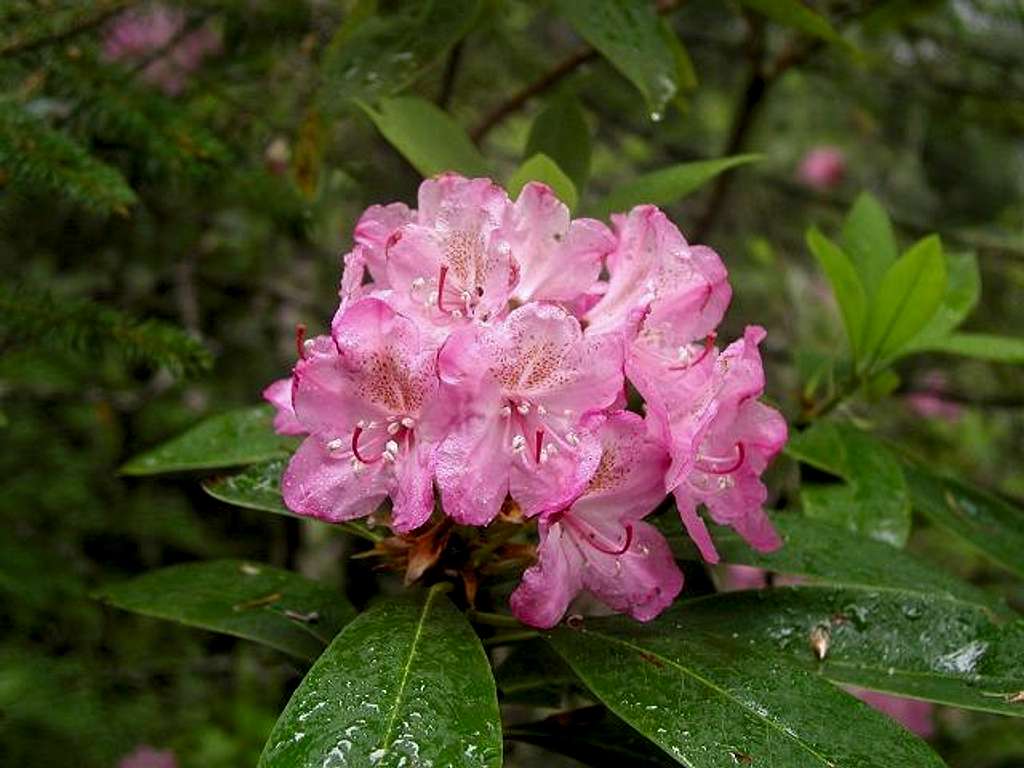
[547,612,944,767]
[555,0,678,117]
[903,251,980,354]
[507,706,677,768]
[259,585,502,768]
[915,332,1024,364]
[788,422,911,547]
[95,560,353,660]
[863,235,947,365]
[524,94,592,193]
[841,192,899,299]
[203,459,384,542]
[678,587,1024,717]
[903,460,1024,579]
[738,0,840,42]
[665,514,1006,615]
[321,0,481,109]
[806,226,868,359]
[204,457,291,515]
[659,18,698,93]
[594,154,761,218]
[120,405,297,475]
[361,97,490,178]
[508,153,578,211]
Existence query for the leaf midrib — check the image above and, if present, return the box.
[569,629,836,767]
[377,585,442,753]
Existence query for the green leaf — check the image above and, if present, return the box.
[806,226,868,359]
[508,153,579,211]
[593,154,761,218]
[95,560,353,660]
[120,405,297,475]
[555,0,678,117]
[496,638,580,707]
[665,515,1006,615]
[659,18,698,93]
[321,0,481,109]
[547,613,944,767]
[203,458,292,516]
[259,585,502,768]
[677,587,1024,717]
[508,707,677,768]
[360,96,490,178]
[903,460,1024,579]
[841,192,899,299]
[524,94,592,193]
[914,332,1024,364]
[903,251,980,354]
[737,0,840,42]
[788,422,911,547]
[863,235,947,366]
[202,459,383,542]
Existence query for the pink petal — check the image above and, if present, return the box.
[391,440,436,533]
[262,377,304,436]
[353,202,413,287]
[673,491,720,563]
[282,435,390,523]
[416,173,510,232]
[510,522,584,629]
[579,520,684,622]
[507,182,612,304]
[510,427,602,518]
[435,405,511,526]
[291,335,381,437]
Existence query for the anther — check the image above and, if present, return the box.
[500,405,512,418]
[326,438,344,451]
[511,434,527,453]
[400,417,415,429]
[387,421,401,435]
[517,402,531,415]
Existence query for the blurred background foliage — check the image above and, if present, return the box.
[1,1,1023,766]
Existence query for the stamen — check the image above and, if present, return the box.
[668,332,716,371]
[401,416,415,429]
[326,438,344,452]
[295,323,308,360]
[517,401,531,415]
[351,426,380,465]
[534,429,544,464]
[563,516,634,556]
[511,434,526,453]
[384,230,402,259]
[697,442,746,475]
[500,405,512,418]
[387,421,401,435]
[536,404,547,416]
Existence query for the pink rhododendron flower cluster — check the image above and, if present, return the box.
[264,173,787,628]
[103,4,221,96]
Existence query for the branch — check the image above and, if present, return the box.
[0,0,135,58]
[471,0,689,144]
[470,46,596,143]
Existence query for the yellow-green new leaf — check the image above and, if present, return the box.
[508,153,578,211]
[863,234,946,366]
[806,226,868,360]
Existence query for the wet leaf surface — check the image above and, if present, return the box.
[259,584,501,767]
[95,559,353,660]
[548,609,945,767]
[121,405,297,475]
[677,586,1024,717]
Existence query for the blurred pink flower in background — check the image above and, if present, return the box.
[847,686,936,739]
[117,745,178,768]
[797,146,846,191]
[905,370,963,422]
[103,4,221,96]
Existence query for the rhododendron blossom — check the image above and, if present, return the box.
[265,172,787,628]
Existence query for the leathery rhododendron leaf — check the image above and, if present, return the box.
[676,586,1024,717]
[665,514,1008,616]
[95,560,353,661]
[120,405,297,475]
[547,611,945,767]
[259,584,502,768]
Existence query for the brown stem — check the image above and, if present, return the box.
[437,41,464,109]
[470,47,597,144]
